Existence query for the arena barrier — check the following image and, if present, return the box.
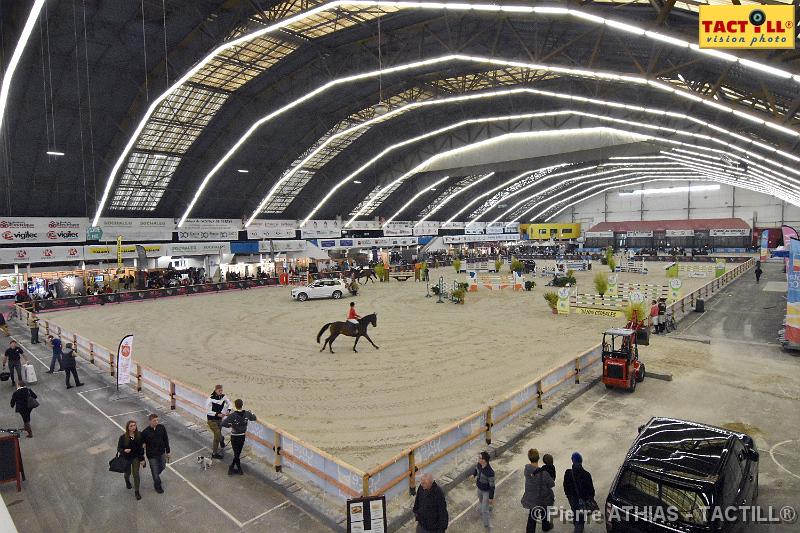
[13,305,366,506]
[14,256,755,517]
[467,271,523,291]
[28,278,280,312]
[615,260,648,274]
[616,283,670,300]
[557,259,590,271]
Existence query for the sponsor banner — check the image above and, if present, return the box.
[0,274,23,297]
[669,278,682,302]
[486,222,506,235]
[180,219,241,232]
[585,231,614,238]
[574,306,625,319]
[34,278,280,312]
[465,222,486,235]
[347,220,382,231]
[0,217,87,243]
[0,245,83,264]
[116,335,134,386]
[383,221,413,237]
[300,220,341,239]
[246,219,296,240]
[83,244,164,261]
[699,5,795,50]
[91,218,174,241]
[760,231,769,262]
[557,287,570,315]
[786,238,800,344]
[666,229,694,237]
[608,274,618,297]
[504,222,520,234]
[781,225,798,247]
[440,221,466,230]
[318,237,419,249]
[709,228,750,237]
[413,221,441,236]
[167,242,231,256]
[177,229,240,241]
[442,234,520,244]
[258,240,308,253]
[627,231,653,238]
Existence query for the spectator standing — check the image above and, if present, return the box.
[0,312,9,337]
[28,313,40,344]
[46,335,64,374]
[521,448,555,533]
[471,451,495,531]
[649,300,659,335]
[755,262,763,284]
[141,414,170,493]
[61,343,84,388]
[542,454,556,484]
[413,473,448,533]
[117,420,146,500]
[221,399,256,475]
[205,384,231,459]
[10,381,37,438]
[3,340,27,386]
[563,452,596,533]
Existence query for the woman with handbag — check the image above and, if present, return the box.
[10,381,37,438]
[563,452,596,533]
[520,448,555,533]
[117,420,146,500]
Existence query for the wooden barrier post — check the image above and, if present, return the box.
[362,473,370,497]
[136,363,142,392]
[109,353,114,376]
[169,381,176,410]
[575,358,581,384]
[44,321,50,337]
[408,450,416,495]
[88,342,94,364]
[274,431,283,472]
[536,381,543,409]
[485,407,493,445]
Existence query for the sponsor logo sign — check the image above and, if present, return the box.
[246,219,296,239]
[709,228,750,237]
[699,5,795,49]
[383,221,413,237]
[574,307,624,319]
[0,217,87,243]
[177,229,239,241]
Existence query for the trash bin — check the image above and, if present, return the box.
[695,298,705,313]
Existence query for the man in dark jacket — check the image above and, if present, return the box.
[3,340,27,386]
[61,343,83,389]
[563,452,595,533]
[221,399,256,475]
[471,451,495,531]
[46,335,63,373]
[141,413,170,493]
[413,474,448,533]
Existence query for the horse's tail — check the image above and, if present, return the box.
[317,323,332,343]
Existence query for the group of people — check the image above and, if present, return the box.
[413,449,595,533]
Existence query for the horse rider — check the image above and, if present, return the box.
[347,302,361,333]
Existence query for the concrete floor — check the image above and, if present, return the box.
[400,262,800,532]
[0,318,333,533]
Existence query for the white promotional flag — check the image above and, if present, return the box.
[116,335,134,387]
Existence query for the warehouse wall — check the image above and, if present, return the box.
[551,181,800,229]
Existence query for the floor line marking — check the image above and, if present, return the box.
[108,409,148,418]
[171,447,208,465]
[449,467,518,526]
[769,440,800,481]
[77,390,245,528]
[80,385,111,394]
[240,500,291,527]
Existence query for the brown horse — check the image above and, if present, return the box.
[316,313,379,353]
[350,267,377,284]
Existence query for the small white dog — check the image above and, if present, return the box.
[197,456,213,470]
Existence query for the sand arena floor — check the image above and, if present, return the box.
[44,261,716,468]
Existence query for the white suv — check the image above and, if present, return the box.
[291,279,347,301]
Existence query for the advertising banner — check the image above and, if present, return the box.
[315,237,418,249]
[91,218,174,241]
[557,287,570,315]
[574,307,624,319]
[84,244,164,261]
[699,5,795,50]
[300,220,341,239]
[585,231,614,238]
[382,221,413,237]
[246,220,296,239]
[504,222,520,234]
[412,221,440,236]
[486,222,506,235]
[442,234,520,244]
[786,238,800,344]
[666,229,694,237]
[669,278,682,302]
[168,242,231,256]
[176,229,240,241]
[0,217,87,244]
[781,225,798,246]
[608,274,618,297]
[0,274,23,298]
[0,246,83,264]
[627,231,654,238]
[709,228,749,237]
[465,222,486,235]
[258,240,308,253]
[760,230,769,262]
[441,221,466,230]
[347,220,382,231]
[180,219,241,231]
[116,335,134,387]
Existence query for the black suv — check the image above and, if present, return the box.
[605,417,759,532]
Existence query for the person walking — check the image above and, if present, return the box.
[10,381,37,438]
[27,313,39,344]
[61,343,84,388]
[649,299,660,335]
[563,452,596,533]
[521,448,555,532]
[221,399,256,475]
[205,384,231,460]
[471,451,495,531]
[3,340,28,387]
[0,312,9,337]
[118,420,146,500]
[46,335,64,374]
[755,262,763,284]
[141,414,170,493]
[413,473,448,533]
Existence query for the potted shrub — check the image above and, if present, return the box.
[495,259,504,273]
[451,287,466,304]
[452,259,462,273]
[594,272,608,296]
[374,263,386,282]
[457,282,469,292]
[524,280,535,291]
[431,285,441,296]
[544,291,559,313]
[511,258,524,274]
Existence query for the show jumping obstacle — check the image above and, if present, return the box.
[615,260,648,274]
[467,271,523,291]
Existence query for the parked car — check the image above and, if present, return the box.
[605,417,759,533]
[291,279,347,301]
